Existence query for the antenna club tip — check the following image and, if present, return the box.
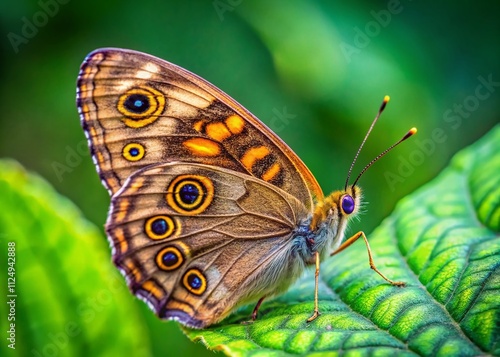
[379,95,390,112]
[402,127,417,141]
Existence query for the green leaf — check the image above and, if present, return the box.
[0,160,151,356]
[187,125,500,356]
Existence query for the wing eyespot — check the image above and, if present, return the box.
[117,86,166,128]
[122,142,145,161]
[182,268,207,295]
[144,215,177,240]
[156,246,184,271]
[166,175,214,215]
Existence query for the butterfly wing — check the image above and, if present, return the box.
[77,48,323,208]
[107,162,310,328]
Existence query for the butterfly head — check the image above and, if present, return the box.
[310,184,362,233]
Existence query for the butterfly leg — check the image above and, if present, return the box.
[307,251,321,322]
[251,296,267,321]
[331,231,405,287]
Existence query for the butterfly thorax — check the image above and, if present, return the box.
[233,185,363,302]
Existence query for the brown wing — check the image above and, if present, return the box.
[76,48,323,208]
[106,162,310,328]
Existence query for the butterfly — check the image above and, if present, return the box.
[76,48,416,329]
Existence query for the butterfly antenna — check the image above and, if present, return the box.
[351,127,417,188]
[344,96,390,190]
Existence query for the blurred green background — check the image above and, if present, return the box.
[0,0,498,355]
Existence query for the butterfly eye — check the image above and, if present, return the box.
[341,195,355,215]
